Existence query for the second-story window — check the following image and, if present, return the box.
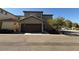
[5,12,7,15]
[17,17,20,19]
[0,9,3,13]
[2,11,7,15]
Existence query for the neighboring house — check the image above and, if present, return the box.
[0,8,53,33]
[0,18,20,32]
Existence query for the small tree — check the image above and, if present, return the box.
[72,23,79,27]
[47,17,79,30]
[48,17,65,30]
[64,20,72,28]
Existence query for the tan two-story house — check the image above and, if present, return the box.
[0,8,53,33]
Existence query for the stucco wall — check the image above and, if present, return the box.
[21,17,42,24]
[24,12,43,18]
[18,16,25,20]
[1,21,19,30]
[43,15,53,21]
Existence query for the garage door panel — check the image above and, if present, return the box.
[21,24,42,33]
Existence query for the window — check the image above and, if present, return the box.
[0,9,7,15]
[0,9,3,13]
[5,12,7,15]
[3,11,7,15]
[17,17,20,19]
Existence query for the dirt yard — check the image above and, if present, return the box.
[0,34,79,51]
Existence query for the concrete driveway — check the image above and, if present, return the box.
[0,34,79,50]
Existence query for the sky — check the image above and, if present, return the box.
[3,8,79,23]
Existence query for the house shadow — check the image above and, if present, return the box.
[1,29,78,36]
[0,29,60,34]
[0,29,20,34]
[0,29,43,34]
